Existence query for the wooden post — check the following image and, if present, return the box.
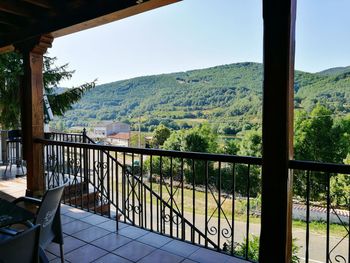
[16,35,54,197]
[260,0,296,262]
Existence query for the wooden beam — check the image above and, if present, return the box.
[0,13,26,27]
[0,45,14,53]
[0,1,35,17]
[23,0,52,9]
[0,21,19,29]
[259,0,296,262]
[0,0,180,49]
[15,35,54,197]
[52,0,180,38]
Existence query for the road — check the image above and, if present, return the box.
[118,205,349,262]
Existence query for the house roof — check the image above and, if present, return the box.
[0,0,180,52]
[107,132,130,140]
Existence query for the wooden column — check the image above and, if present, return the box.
[259,0,296,262]
[16,35,53,197]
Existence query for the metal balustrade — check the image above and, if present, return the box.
[36,132,350,262]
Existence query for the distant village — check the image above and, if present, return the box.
[87,121,131,147]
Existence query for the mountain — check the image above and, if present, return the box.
[317,66,350,76]
[52,62,350,134]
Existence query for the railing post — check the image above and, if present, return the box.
[260,0,296,262]
[82,129,89,192]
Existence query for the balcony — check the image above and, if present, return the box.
[0,173,246,263]
[1,131,347,262]
[0,1,348,262]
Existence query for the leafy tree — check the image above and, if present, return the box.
[238,130,262,157]
[294,105,338,162]
[163,130,186,151]
[333,115,350,160]
[161,126,219,184]
[180,126,218,184]
[152,124,171,147]
[220,130,262,197]
[331,154,350,206]
[294,105,349,200]
[222,140,239,155]
[0,52,95,129]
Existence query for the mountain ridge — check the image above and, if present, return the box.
[52,62,350,134]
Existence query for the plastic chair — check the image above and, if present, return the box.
[0,224,40,263]
[13,181,67,263]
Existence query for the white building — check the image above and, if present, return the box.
[92,121,130,139]
[106,132,130,147]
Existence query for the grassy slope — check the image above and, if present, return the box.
[54,62,350,133]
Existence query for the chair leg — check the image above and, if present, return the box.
[4,163,8,175]
[59,244,65,263]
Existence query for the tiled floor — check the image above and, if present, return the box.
[48,205,247,263]
[0,168,247,263]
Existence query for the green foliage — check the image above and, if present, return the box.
[330,154,350,206]
[0,52,95,129]
[48,82,95,116]
[294,105,350,201]
[143,156,182,180]
[52,62,350,135]
[152,124,171,147]
[234,235,260,261]
[0,52,23,128]
[230,235,300,262]
[163,130,186,151]
[238,130,262,157]
[222,140,239,155]
[294,105,338,163]
[220,164,261,197]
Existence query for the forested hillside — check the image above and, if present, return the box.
[52,62,350,134]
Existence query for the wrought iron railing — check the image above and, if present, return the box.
[38,135,262,261]
[38,132,350,262]
[290,160,349,263]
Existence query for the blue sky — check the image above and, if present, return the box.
[49,0,350,87]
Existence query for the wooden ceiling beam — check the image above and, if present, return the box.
[0,12,28,26]
[0,1,35,17]
[0,21,19,29]
[23,0,52,9]
[0,0,181,50]
[52,0,181,38]
[0,44,14,53]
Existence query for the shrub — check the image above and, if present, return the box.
[224,234,300,262]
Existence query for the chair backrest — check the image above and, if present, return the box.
[0,225,40,263]
[7,130,21,140]
[35,183,66,248]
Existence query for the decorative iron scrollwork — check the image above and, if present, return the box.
[162,212,171,223]
[69,158,80,167]
[208,226,218,236]
[125,204,142,214]
[172,214,182,225]
[221,228,232,239]
[334,255,346,263]
[94,161,108,170]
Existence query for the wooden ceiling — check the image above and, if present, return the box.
[0,0,180,52]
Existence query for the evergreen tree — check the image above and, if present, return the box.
[0,52,95,129]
